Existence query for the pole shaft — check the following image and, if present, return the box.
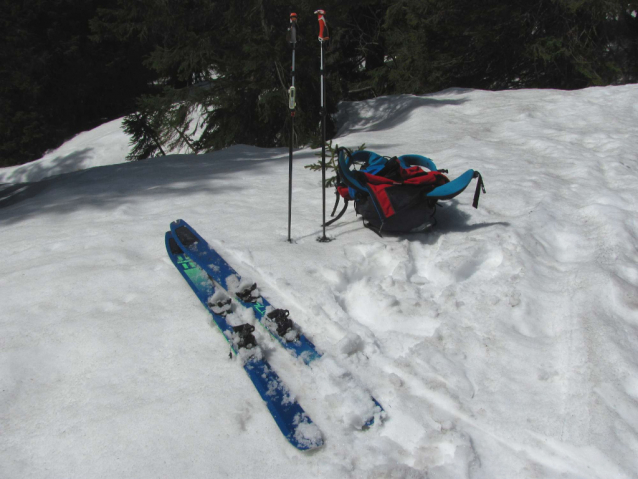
[288,116,293,242]
[321,43,327,239]
[315,9,331,242]
[287,19,297,243]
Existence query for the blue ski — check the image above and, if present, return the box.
[169,219,385,427]
[165,232,323,451]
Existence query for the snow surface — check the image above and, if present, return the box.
[0,118,131,184]
[1,85,638,478]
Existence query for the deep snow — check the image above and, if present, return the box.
[1,85,638,479]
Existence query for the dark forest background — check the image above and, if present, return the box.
[1,0,637,166]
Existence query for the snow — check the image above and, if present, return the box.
[2,85,638,478]
[0,118,130,184]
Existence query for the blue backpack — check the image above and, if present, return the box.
[325,147,485,234]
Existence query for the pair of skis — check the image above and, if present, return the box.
[165,219,384,451]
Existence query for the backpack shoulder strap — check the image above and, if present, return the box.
[398,154,439,172]
[426,169,486,208]
[337,148,368,192]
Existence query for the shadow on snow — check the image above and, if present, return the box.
[0,145,289,225]
[335,91,471,136]
[0,148,96,184]
[304,198,509,242]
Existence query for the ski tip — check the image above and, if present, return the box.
[362,398,386,430]
[293,438,324,452]
[289,415,324,451]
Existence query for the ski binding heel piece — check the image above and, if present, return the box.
[232,324,257,350]
[209,297,232,316]
[267,309,296,340]
[236,283,260,303]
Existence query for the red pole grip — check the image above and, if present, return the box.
[314,9,329,41]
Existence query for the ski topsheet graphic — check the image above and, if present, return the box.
[170,219,321,364]
[169,219,385,428]
[165,232,323,451]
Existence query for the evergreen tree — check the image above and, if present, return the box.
[381,0,637,93]
[123,111,166,161]
[322,1,390,101]
[609,3,638,82]
[94,0,347,157]
[0,0,155,167]
[4,0,635,166]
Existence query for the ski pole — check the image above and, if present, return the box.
[287,12,298,243]
[315,9,332,243]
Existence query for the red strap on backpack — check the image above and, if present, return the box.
[337,186,351,199]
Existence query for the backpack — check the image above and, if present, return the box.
[325,147,485,235]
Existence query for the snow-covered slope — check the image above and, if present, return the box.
[1,85,637,479]
[0,118,130,184]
